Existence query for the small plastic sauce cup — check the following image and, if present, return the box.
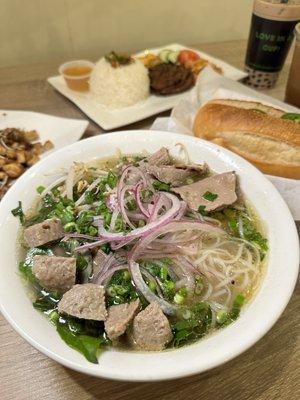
[59,60,94,92]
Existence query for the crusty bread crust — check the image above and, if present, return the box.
[210,137,300,179]
[209,99,285,118]
[193,100,300,179]
[193,102,300,146]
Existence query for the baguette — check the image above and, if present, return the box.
[193,99,300,179]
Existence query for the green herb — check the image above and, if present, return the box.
[216,294,245,327]
[56,321,103,364]
[281,113,300,123]
[230,293,245,320]
[228,218,238,234]
[171,301,212,348]
[106,171,118,188]
[216,310,228,325]
[161,280,175,300]
[36,185,45,194]
[84,191,94,204]
[105,51,133,68]
[202,191,218,202]
[152,180,171,192]
[198,205,206,215]
[106,269,139,306]
[76,254,89,271]
[212,208,268,258]
[242,216,268,256]
[11,201,25,224]
[174,288,188,304]
[148,281,157,292]
[126,199,137,211]
[160,267,168,281]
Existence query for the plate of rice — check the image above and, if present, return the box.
[48,44,247,130]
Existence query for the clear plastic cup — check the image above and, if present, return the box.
[59,60,94,92]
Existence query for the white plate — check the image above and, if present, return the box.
[0,131,298,381]
[0,110,89,151]
[48,43,247,130]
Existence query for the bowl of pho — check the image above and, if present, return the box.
[0,130,298,381]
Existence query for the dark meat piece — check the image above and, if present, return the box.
[24,218,65,248]
[32,255,76,293]
[130,303,173,351]
[58,283,107,321]
[149,64,194,95]
[173,171,237,212]
[147,148,171,166]
[146,164,206,187]
[105,299,140,340]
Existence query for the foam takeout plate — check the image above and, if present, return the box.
[0,131,298,381]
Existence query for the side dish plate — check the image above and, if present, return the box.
[48,44,248,130]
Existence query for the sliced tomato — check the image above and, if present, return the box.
[178,50,200,64]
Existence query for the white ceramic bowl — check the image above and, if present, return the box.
[0,131,298,381]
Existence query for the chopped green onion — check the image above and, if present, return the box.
[11,201,25,225]
[216,310,228,325]
[36,185,45,194]
[122,270,131,281]
[149,281,157,292]
[230,293,245,320]
[174,288,187,304]
[281,113,300,123]
[64,222,78,232]
[153,180,171,192]
[202,191,218,202]
[160,267,168,281]
[198,205,206,215]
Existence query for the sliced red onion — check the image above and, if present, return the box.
[129,260,176,315]
[174,255,199,275]
[134,182,150,218]
[140,267,164,297]
[109,207,120,231]
[62,233,101,242]
[96,265,128,286]
[126,210,147,221]
[118,165,147,197]
[118,185,136,229]
[133,220,225,258]
[93,252,119,283]
[110,237,136,250]
[175,201,187,220]
[74,238,109,252]
[98,193,182,243]
[105,193,118,211]
[148,193,172,223]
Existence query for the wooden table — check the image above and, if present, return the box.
[1,40,299,400]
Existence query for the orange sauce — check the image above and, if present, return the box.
[63,65,92,92]
[63,66,92,77]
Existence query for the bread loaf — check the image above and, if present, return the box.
[193,99,300,179]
